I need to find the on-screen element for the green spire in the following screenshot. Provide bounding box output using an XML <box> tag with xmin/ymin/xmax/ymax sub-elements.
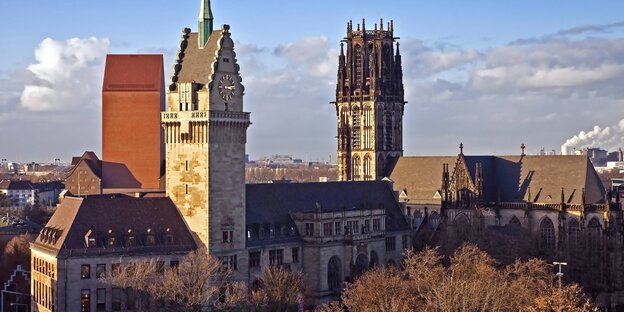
<box><xmin>198</xmin><ymin>0</ymin><xmax>213</xmax><ymax>48</ymax></box>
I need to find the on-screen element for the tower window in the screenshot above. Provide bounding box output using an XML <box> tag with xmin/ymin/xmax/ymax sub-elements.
<box><xmin>185</xmin><ymin>160</ymin><xmax>189</xmax><ymax>171</ymax></box>
<box><xmin>355</xmin><ymin>45</ymin><xmax>363</xmax><ymax>84</ymax></box>
<box><xmin>185</xmin><ymin>184</ymin><xmax>189</xmax><ymax>195</ymax></box>
<box><xmin>223</xmin><ymin>57</ymin><xmax>230</xmax><ymax>63</ymax></box>
<box><xmin>352</xmin><ymin>109</ymin><xmax>361</xmax><ymax>149</ymax></box>
<box><xmin>385</xmin><ymin>111</ymin><xmax>393</xmax><ymax>150</ymax></box>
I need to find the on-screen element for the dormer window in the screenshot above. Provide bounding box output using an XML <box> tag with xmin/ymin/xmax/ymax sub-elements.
<box><xmin>84</xmin><ymin>229</ymin><xmax>96</xmax><ymax>248</ymax></box>
<box><xmin>106</xmin><ymin>229</ymin><xmax>116</xmax><ymax>247</ymax></box>
<box><xmin>163</xmin><ymin>228</ymin><xmax>174</xmax><ymax>245</ymax></box>
<box><xmin>126</xmin><ymin>229</ymin><xmax>136</xmax><ymax>247</ymax></box>
<box><xmin>145</xmin><ymin>228</ymin><xmax>156</xmax><ymax>246</ymax></box>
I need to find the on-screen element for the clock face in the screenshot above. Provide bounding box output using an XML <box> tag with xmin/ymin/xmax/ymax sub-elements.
<box><xmin>218</xmin><ymin>74</ymin><xmax>236</xmax><ymax>101</ymax></box>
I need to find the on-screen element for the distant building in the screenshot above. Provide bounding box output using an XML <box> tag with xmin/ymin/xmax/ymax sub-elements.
<box><xmin>33</xmin><ymin>181</ymin><xmax>64</xmax><ymax>206</ymax></box>
<box><xmin>577</xmin><ymin>147</ymin><xmax>608</xmax><ymax>167</ymax></box>
<box><xmin>608</xmin><ymin>148</ymin><xmax>624</xmax><ymax>162</ymax></box>
<box><xmin>0</xmin><ymin>180</ymin><xmax>36</xmax><ymax>207</ymax></box>
<box><xmin>102</xmin><ymin>54</ymin><xmax>165</xmax><ymax>191</ymax></box>
<box><xmin>64</xmin><ymin>152</ymin><xmax>102</xmax><ymax>196</ymax></box>
<box><xmin>29</xmin><ymin>196</ymin><xmax>196</xmax><ymax>312</ymax></box>
<box><xmin>1</xmin><ymin>265</ymin><xmax>30</xmax><ymax>312</ymax></box>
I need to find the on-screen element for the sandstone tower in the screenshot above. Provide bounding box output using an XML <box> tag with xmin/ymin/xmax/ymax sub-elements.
<box><xmin>161</xmin><ymin>0</ymin><xmax>250</xmax><ymax>268</ymax></box>
<box><xmin>335</xmin><ymin>19</ymin><xmax>405</xmax><ymax>181</ymax></box>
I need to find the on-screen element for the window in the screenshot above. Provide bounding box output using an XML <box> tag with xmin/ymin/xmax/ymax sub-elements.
<box><xmin>335</xmin><ymin>221</ymin><xmax>341</xmax><ymax>235</ymax></box>
<box><xmin>81</xmin><ymin>264</ymin><xmax>91</xmax><ymax>279</ymax></box>
<box><xmin>249</xmin><ymin>251</ymin><xmax>261</xmax><ymax>268</ymax></box>
<box><xmin>373</xmin><ymin>218</ymin><xmax>381</xmax><ymax>231</ymax></box>
<box><xmin>81</xmin><ymin>289</ymin><xmax>91</xmax><ymax>312</ymax></box>
<box><xmin>304</xmin><ymin>223</ymin><xmax>314</xmax><ymax>236</ymax></box>
<box><xmin>347</xmin><ymin>220</ymin><xmax>360</xmax><ymax>234</ymax></box>
<box><xmin>269</xmin><ymin>249</ymin><xmax>284</xmax><ymax>266</ymax></box>
<box><xmin>96</xmin><ymin>288</ymin><xmax>106</xmax><ymax>312</ymax></box>
<box><xmin>223</xmin><ymin>57</ymin><xmax>230</xmax><ymax>62</ymax></box>
<box><xmin>364</xmin><ymin>219</ymin><xmax>371</xmax><ymax>233</ymax></box>
<box><xmin>223</xmin><ymin>230</ymin><xmax>233</xmax><ymax>243</ymax></box>
<box><xmin>220</xmin><ymin>255</ymin><xmax>238</xmax><ymax>270</ymax></box>
<box><xmin>323</xmin><ymin>222</ymin><xmax>333</xmax><ymax>236</ymax></box>
<box><xmin>292</xmin><ymin>247</ymin><xmax>299</xmax><ymax>263</ymax></box>
<box><xmin>185</xmin><ymin>184</ymin><xmax>189</xmax><ymax>195</ymax></box>
<box><xmin>156</xmin><ymin>261</ymin><xmax>165</xmax><ymax>274</ymax></box>
<box><xmin>352</xmin><ymin>110</ymin><xmax>361</xmax><ymax>150</ymax></box>
<box><xmin>568</xmin><ymin>218</ymin><xmax>580</xmax><ymax>249</ymax></box>
<box><xmin>127</xmin><ymin>288</ymin><xmax>136</xmax><ymax>310</ymax></box>
<box><xmin>112</xmin><ymin>288</ymin><xmax>122</xmax><ymax>311</ymax></box>
<box><xmin>126</xmin><ymin>235</ymin><xmax>136</xmax><ymax>247</ymax></box>
<box><xmin>96</xmin><ymin>264</ymin><xmax>105</xmax><ymax>278</ymax></box>
<box><xmin>185</xmin><ymin>160</ymin><xmax>189</xmax><ymax>171</ymax></box>
<box><xmin>328</xmin><ymin>256</ymin><xmax>342</xmax><ymax>291</ymax></box>
<box><xmin>402</xmin><ymin>234</ymin><xmax>408</xmax><ymax>249</ymax></box>
<box><xmin>386</xmin><ymin>236</ymin><xmax>396</xmax><ymax>252</ymax></box>
<box><xmin>539</xmin><ymin>218</ymin><xmax>555</xmax><ymax>250</ymax></box>
<box><xmin>170</xmin><ymin>260</ymin><xmax>179</xmax><ymax>269</ymax></box>
<box><xmin>111</xmin><ymin>263</ymin><xmax>120</xmax><ymax>277</ymax></box>
<box><xmin>145</xmin><ymin>233</ymin><xmax>156</xmax><ymax>246</ymax></box>
<box><xmin>354</xmin><ymin>45</ymin><xmax>363</xmax><ymax>83</ymax></box>
<box><xmin>164</xmin><ymin>234</ymin><xmax>174</xmax><ymax>245</ymax></box>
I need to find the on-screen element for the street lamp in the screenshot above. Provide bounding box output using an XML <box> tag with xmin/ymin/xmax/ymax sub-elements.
<box><xmin>553</xmin><ymin>261</ymin><xmax>567</xmax><ymax>288</ymax></box>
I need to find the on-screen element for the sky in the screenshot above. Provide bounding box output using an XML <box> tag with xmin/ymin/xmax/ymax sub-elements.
<box><xmin>1</xmin><ymin>1</ymin><xmax>624</xmax><ymax>163</ymax></box>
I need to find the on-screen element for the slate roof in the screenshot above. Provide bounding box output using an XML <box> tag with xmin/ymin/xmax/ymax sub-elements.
<box><xmin>388</xmin><ymin>155</ymin><xmax>604</xmax><ymax>205</ymax></box>
<box><xmin>0</xmin><ymin>180</ymin><xmax>34</xmax><ymax>190</ymax></box>
<box><xmin>245</xmin><ymin>181</ymin><xmax>410</xmax><ymax>246</ymax></box>
<box><xmin>103</xmin><ymin>54</ymin><xmax>164</xmax><ymax>92</ymax></box>
<box><xmin>32</xmin><ymin>195</ymin><xmax>196</xmax><ymax>257</ymax></box>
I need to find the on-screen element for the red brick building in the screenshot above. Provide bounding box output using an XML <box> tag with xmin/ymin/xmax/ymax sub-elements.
<box><xmin>102</xmin><ymin>55</ymin><xmax>165</xmax><ymax>190</ymax></box>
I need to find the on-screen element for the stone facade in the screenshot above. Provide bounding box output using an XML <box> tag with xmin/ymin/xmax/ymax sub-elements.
<box><xmin>335</xmin><ymin>19</ymin><xmax>405</xmax><ymax>181</ymax></box>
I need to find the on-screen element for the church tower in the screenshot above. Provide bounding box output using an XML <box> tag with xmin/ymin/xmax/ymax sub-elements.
<box><xmin>162</xmin><ymin>0</ymin><xmax>250</xmax><ymax>268</ymax></box>
<box><xmin>335</xmin><ymin>19</ymin><xmax>405</xmax><ymax>181</ymax></box>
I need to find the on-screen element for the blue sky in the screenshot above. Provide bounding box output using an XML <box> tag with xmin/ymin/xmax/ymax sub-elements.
<box><xmin>1</xmin><ymin>1</ymin><xmax>624</xmax><ymax>162</ymax></box>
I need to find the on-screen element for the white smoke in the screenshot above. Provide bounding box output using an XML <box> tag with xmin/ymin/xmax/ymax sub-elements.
<box><xmin>20</xmin><ymin>37</ymin><xmax>109</xmax><ymax>111</ymax></box>
<box><xmin>561</xmin><ymin>124</ymin><xmax>624</xmax><ymax>155</ymax></box>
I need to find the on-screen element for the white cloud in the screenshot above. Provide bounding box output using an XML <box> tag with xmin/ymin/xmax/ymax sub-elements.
<box><xmin>20</xmin><ymin>37</ymin><xmax>109</xmax><ymax>111</ymax></box>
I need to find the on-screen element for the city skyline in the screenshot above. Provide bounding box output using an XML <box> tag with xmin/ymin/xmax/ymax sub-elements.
<box><xmin>2</xmin><ymin>1</ymin><xmax>624</xmax><ymax>162</ymax></box>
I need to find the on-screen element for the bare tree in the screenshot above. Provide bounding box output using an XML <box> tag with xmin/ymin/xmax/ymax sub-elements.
<box><xmin>331</xmin><ymin>244</ymin><xmax>598</xmax><ymax>312</ymax></box>
<box><xmin>102</xmin><ymin>248</ymin><xmax>246</xmax><ymax>312</ymax></box>
<box><xmin>251</xmin><ymin>266</ymin><xmax>305</xmax><ymax>312</ymax></box>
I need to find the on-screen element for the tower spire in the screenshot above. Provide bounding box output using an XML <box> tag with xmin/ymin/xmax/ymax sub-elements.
<box><xmin>198</xmin><ymin>0</ymin><xmax>214</xmax><ymax>48</ymax></box>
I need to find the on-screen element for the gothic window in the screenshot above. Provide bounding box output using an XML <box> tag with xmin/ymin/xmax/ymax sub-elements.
<box><xmin>352</xmin><ymin>156</ymin><xmax>361</xmax><ymax>180</ymax></box>
<box><xmin>352</xmin><ymin>108</ymin><xmax>361</xmax><ymax>149</ymax></box>
<box><xmin>353</xmin><ymin>254</ymin><xmax>369</xmax><ymax>278</ymax></box>
<box><xmin>587</xmin><ymin>218</ymin><xmax>602</xmax><ymax>252</ymax></box>
<box><xmin>384</xmin><ymin>110</ymin><xmax>393</xmax><ymax>150</ymax></box>
<box><xmin>539</xmin><ymin>217</ymin><xmax>556</xmax><ymax>250</ymax></box>
<box><xmin>363</xmin><ymin>107</ymin><xmax>372</xmax><ymax>149</ymax></box>
<box><xmin>328</xmin><ymin>256</ymin><xmax>342</xmax><ymax>291</ymax></box>
<box><xmin>454</xmin><ymin>214</ymin><xmax>470</xmax><ymax>238</ymax></box>
<box><xmin>369</xmin><ymin>251</ymin><xmax>379</xmax><ymax>268</ymax></box>
<box><xmin>354</xmin><ymin>45</ymin><xmax>363</xmax><ymax>84</ymax></box>
<box><xmin>429</xmin><ymin>212</ymin><xmax>441</xmax><ymax>230</ymax></box>
<box><xmin>363</xmin><ymin>155</ymin><xmax>372</xmax><ymax>180</ymax></box>
<box><xmin>508</xmin><ymin>216</ymin><xmax>521</xmax><ymax>228</ymax></box>
<box><xmin>568</xmin><ymin>218</ymin><xmax>580</xmax><ymax>249</ymax></box>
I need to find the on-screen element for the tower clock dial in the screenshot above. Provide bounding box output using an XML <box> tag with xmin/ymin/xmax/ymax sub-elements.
<box><xmin>218</xmin><ymin>74</ymin><xmax>236</xmax><ymax>101</ymax></box>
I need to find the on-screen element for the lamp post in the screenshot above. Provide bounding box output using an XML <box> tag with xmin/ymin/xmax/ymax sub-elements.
<box><xmin>553</xmin><ymin>261</ymin><xmax>567</xmax><ymax>288</ymax></box>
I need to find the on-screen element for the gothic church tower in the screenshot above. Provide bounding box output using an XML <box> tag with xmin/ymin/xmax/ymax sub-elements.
<box><xmin>162</xmin><ymin>0</ymin><xmax>250</xmax><ymax>268</ymax></box>
<box><xmin>335</xmin><ymin>19</ymin><xmax>405</xmax><ymax>181</ymax></box>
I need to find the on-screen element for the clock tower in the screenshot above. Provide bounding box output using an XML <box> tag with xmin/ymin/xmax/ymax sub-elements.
<box><xmin>162</xmin><ymin>0</ymin><xmax>250</xmax><ymax>269</ymax></box>
<box><xmin>335</xmin><ymin>19</ymin><xmax>405</xmax><ymax>181</ymax></box>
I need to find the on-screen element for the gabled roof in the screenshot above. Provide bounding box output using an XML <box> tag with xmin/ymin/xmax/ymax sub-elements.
<box><xmin>171</xmin><ymin>30</ymin><xmax>223</xmax><ymax>86</ymax></box>
<box><xmin>388</xmin><ymin>155</ymin><xmax>605</xmax><ymax>205</ymax></box>
<box><xmin>67</xmin><ymin>151</ymin><xmax>102</xmax><ymax>179</ymax></box>
<box><xmin>245</xmin><ymin>181</ymin><xmax>410</xmax><ymax>243</ymax></box>
<box><xmin>33</xmin><ymin>196</ymin><xmax>196</xmax><ymax>257</ymax></box>
<box><xmin>103</xmin><ymin>55</ymin><xmax>164</xmax><ymax>92</ymax></box>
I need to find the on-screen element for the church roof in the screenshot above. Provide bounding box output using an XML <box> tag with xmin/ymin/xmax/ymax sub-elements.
<box><xmin>33</xmin><ymin>196</ymin><xmax>196</xmax><ymax>257</ymax></box>
<box><xmin>388</xmin><ymin>155</ymin><xmax>604</xmax><ymax>205</ymax></box>
<box><xmin>103</xmin><ymin>54</ymin><xmax>163</xmax><ymax>92</ymax></box>
<box><xmin>171</xmin><ymin>30</ymin><xmax>224</xmax><ymax>86</ymax></box>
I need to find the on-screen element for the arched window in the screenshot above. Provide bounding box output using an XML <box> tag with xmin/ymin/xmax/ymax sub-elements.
<box><xmin>353</xmin><ymin>254</ymin><xmax>369</xmax><ymax>278</ymax></box>
<box><xmin>454</xmin><ymin>214</ymin><xmax>470</xmax><ymax>238</ymax></box>
<box><xmin>352</xmin><ymin>108</ymin><xmax>361</xmax><ymax>150</ymax></box>
<box><xmin>539</xmin><ymin>217</ymin><xmax>556</xmax><ymax>250</ymax></box>
<box><xmin>354</xmin><ymin>45</ymin><xmax>362</xmax><ymax>84</ymax></box>
<box><xmin>429</xmin><ymin>212</ymin><xmax>441</xmax><ymax>230</ymax></box>
<box><xmin>327</xmin><ymin>256</ymin><xmax>342</xmax><ymax>291</ymax></box>
<box><xmin>508</xmin><ymin>216</ymin><xmax>521</xmax><ymax>228</ymax></box>
<box><xmin>363</xmin><ymin>107</ymin><xmax>372</xmax><ymax>149</ymax></box>
<box><xmin>587</xmin><ymin>218</ymin><xmax>601</xmax><ymax>252</ymax></box>
<box><xmin>568</xmin><ymin>218</ymin><xmax>580</xmax><ymax>249</ymax></box>
<box><xmin>384</xmin><ymin>110</ymin><xmax>393</xmax><ymax>150</ymax></box>
<box><xmin>352</xmin><ymin>156</ymin><xmax>361</xmax><ymax>180</ymax></box>
<box><xmin>363</xmin><ymin>155</ymin><xmax>372</xmax><ymax>180</ymax></box>
<box><xmin>369</xmin><ymin>251</ymin><xmax>379</xmax><ymax>269</ymax></box>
